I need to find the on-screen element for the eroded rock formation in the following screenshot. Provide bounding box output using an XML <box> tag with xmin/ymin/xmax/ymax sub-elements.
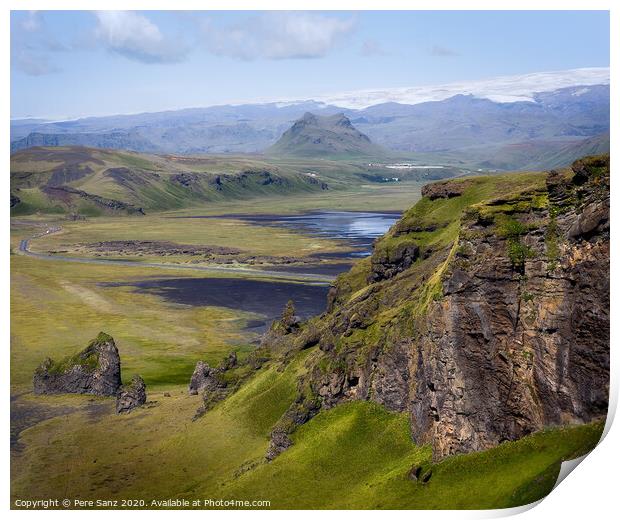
<box><xmin>33</xmin><ymin>332</ymin><xmax>149</xmax><ymax>416</ymax></box>
<box><xmin>33</xmin><ymin>332</ymin><xmax>122</xmax><ymax>396</ymax></box>
<box><xmin>188</xmin><ymin>361</ymin><xmax>224</xmax><ymax>396</ymax></box>
<box><xmin>188</xmin><ymin>352</ymin><xmax>246</xmax><ymax>419</ymax></box>
<box><xmin>421</xmin><ymin>179</ymin><xmax>473</xmax><ymax>200</ymax></box>
<box><xmin>116</xmin><ymin>375</ymin><xmax>147</xmax><ymax>414</ymax></box>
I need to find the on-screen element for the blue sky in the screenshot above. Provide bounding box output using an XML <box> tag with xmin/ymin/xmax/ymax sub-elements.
<box><xmin>10</xmin><ymin>10</ymin><xmax>610</xmax><ymax>119</ymax></box>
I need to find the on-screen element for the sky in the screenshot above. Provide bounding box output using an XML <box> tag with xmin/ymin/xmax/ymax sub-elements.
<box><xmin>10</xmin><ymin>10</ymin><xmax>610</xmax><ymax>119</ymax></box>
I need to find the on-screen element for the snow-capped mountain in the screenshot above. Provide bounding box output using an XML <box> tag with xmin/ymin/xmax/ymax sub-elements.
<box><xmin>300</xmin><ymin>67</ymin><xmax>610</xmax><ymax>108</ymax></box>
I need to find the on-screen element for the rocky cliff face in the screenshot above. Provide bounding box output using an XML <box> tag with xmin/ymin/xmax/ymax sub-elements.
<box><xmin>264</xmin><ymin>155</ymin><xmax>609</xmax><ymax>460</ymax></box>
<box><xmin>408</xmin><ymin>158</ymin><xmax>609</xmax><ymax>457</ymax></box>
<box><xmin>33</xmin><ymin>332</ymin><xmax>122</xmax><ymax>396</ymax></box>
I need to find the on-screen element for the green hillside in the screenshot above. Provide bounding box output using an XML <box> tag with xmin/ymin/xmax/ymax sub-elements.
<box><xmin>10</xmin><ymin>145</ymin><xmax>465</xmax><ymax>216</ymax></box>
<box><xmin>9</xmin><ymin>147</ymin><xmax>336</xmax><ymax>216</ymax></box>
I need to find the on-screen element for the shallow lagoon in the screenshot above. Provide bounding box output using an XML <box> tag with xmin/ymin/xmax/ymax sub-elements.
<box><xmin>125</xmin><ymin>211</ymin><xmax>400</xmax><ymax>330</ymax></box>
<box><xmin>178</xmin><ymin>210</ymin><xmax>400</xmax><ymax>257</ymax></box>
<box><xmin>108</xmin><ymin>276</ymin><xmax>330</xmax><ymax>333</ymax></box>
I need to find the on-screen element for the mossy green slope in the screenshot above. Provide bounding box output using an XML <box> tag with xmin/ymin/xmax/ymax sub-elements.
<box><xmin>10</xmin><ymin>146</ymin><xmax>327</xmax><ymax>215</ymax></box>
<box><xmin>12</xmin><ymin>352</ymin><xmax>603</xmax><ymax>509</ymax></box>
<box><xmin>223</xmin><ymin>401</ymin><xmax>602</xmax><ymax>509</ymax></box>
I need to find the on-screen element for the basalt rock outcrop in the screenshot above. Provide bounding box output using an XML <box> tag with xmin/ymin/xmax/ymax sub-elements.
<box><xmin>33</xmin><ymin>332</ymin><xmax>122</xmax><ymax>396</ymax></box>
<box><xmin>369</xmin><ymin>241</ymin><xmax>419</xmax><ymax>282</ymax></box>
<box><xmin>263</xmin><ymin>155</ymin><xmax>610</xmax><ymax>460</ymax></box>
<box><xmin>421</xmin><ymin>179</ymin><xmax>473</xmax><ymax>200</ymax></box>
<box><xmin>189</xmin><ymin>351</ymin><xmax>249</xmax><ymax>419</ymax></box>
<box><xmin>34</xmin><ymin>332</ymin><xmax>149</xmax><ymax>414</ymax></box>
<box><xmin>265</xmin><ymin>429</ymin><xmax>294</xmax><ymax>461</ymax></box>
<box><xmin>219</xmin><ymin>351</ymin><xmax>238</xmax><ymax>371</ymax></box>
<box><xmin>188</xmin><ymin>361</ymin><xmax>226</xmax><ymax>396</ymax></box>
<box><xmin>116</xmin><ymin>375</ymin><xmax>147</xmax><ymax>413</ymax></box>
<box><xmin>259</xmin><ymin>300</ymin><xmax>302</xmax><ymax>353</ymax></box>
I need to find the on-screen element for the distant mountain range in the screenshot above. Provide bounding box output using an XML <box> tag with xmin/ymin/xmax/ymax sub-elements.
<box><xmin>309</xmin><ymin>67</ymin><xmax>610</xmax><ymax>107</ymax></box>
<box><xmin>10</xmin><ymin>68</ymin><xmax>610</xmax><ymax>170</ymax></box>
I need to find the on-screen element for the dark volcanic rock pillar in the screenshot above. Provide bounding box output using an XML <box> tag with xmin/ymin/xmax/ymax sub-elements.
<box><xmin>116</xmin><ymin>375</ymin><xmax>147</xmax><ymax>414</ymax></box>
<box><xmin>33</xmin><ymin>332</ymin><xmax>122</xmax><ymax>396</ymax></box>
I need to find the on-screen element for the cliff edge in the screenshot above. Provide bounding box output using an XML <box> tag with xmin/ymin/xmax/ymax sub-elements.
<box><xmin>263</xmin><ymin>155</ymin><xmax>610</xmax><ymax>460</ymax></box>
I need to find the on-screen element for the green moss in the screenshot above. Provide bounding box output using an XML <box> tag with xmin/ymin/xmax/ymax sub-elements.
<box><xmin>93</xmin><ymin>331</ymin><xmax>113</xmax><ymax>344</ymax></box>
<box><xmin>399</xmin><ymin>239</ymin><xmax>457</xmax><ymax>321</ymax></box>
<box><xmin>330</xmin><ymin>257</ymin><xmax>372</xmax><ymax>306</ymax></box>
<box><xmin>521</xmin><ymin>291</ymin><xmax>535</xmax><ymax>303</ymax></box>
<box><xmin>219</xmin><ymin>363</ymin><xmax>254</xmax><ymax>386</ymax></box>
<box><xmin>44</xmin><ymin>332</ymin><xmax>116</xmax><ymax>375</ymax></box>
<box><xmin>42</xmin><ymin>332</ymin><xmax>113</xmax><ymax>375</ymax></box>
<box><xmin>571</xmin><ymin>154</ymin><xmax>610</xmax><ymax>181</ymax></box>
<box><xmin>46</xmin><ymin>346</ymin><xmax>100</xmax><ymax>375</ymax></box>
<box><xmin>506</xmin><ymin>240</ymin><xmax>535</xmax><ymax>269</ymax></box>
<box><xmin>494</xmin><ymin>215</ymin><xmax>535</xmax><ymax>270</ymax></box>
<box><xmin>496</xmin><ymin>216</ymin><xmax>529</xmax><ymax>238</ymax></box>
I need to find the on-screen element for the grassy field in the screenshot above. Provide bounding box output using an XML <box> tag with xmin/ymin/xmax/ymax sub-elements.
<box><xmin>25</xmin><ymin>215</ymin><xmax>349</xmax><ymax>261</ymax></box>
<box><xmin>10</xmin><ymin>254</ymin><xmax>258</xmax><ymax>393</ymax></box>
<box><xmin>165</xmin><ymin>179</ymin><xmax>425</xmax><ymax>215</ymax></box>
<box><xmin>14</xmin><ymin>181</ymin><xmax>424</xmax><ymax>267</ymax></box>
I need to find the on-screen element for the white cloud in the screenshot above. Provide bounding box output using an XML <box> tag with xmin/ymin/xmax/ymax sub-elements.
<box><xmin>12</xmin><ymin>11</ymin><xmax>65</xmax><ymax>76</ymax></box>
<box><xmin>21</xmin><ymin>11</ymin><xmax>42</xmax><ymax>32</ymax></box>
<box><xmin>12</xmin><ymin>49</ymin><xmax>59</xmax><ymax>76</ymax></box>
<box><xmin>203</xmin><ymin>12</ymin><xmax>355</xmax><ymax>60</ymax></box>
<box><xmin>95</xmin><ymin>11</ymin><xmax>186</xmax><ymax>64</ymax></box>
<box><xmin>307</xmin><ymin>67</ymin><xmax>610</xmax><ymax>109</ymax></box>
